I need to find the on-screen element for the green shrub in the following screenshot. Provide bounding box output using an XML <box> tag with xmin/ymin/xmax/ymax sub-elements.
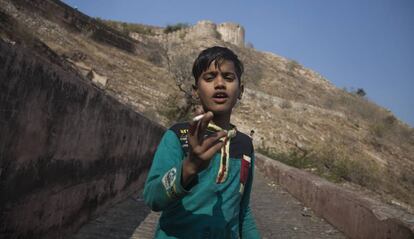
<box><xmin>160</xmin><ymin>94</ymin><xmax>194</xmax><ymax>125</ymax></box>
<box><xmin>370</xmin><ymin>122</ymin><xmax>387</xmax><ymax>138</ymax></box>
<box><xmin>355</xmin><ymin>88</ymin><xmax>366</xmax><ymax>97</ymax></box>
<box><xmin>257</xmin><ymin>144</ymin><xmax>381</xmax><ymax>185</ymax></box>
<box><xmin>286</xmin><ymin>59</ymin><xmax>300</xmax><ymax>76</ymax></box>
<box><xmin>369</xmin><ymin>114</ymin><xmax>398</xmax><ymax>138</ymax></box>
<box><xmin>160</xmin><ymin>94</ymin><xmax>181</xmax><ymax>124</ymax></box>
<box><xmin>164</xmin><ymin>23</ymin><xmax>189</xmax><ymax>34</ymax></box>
<box><xmin>179</xmin><ymin>31</ymin><xmax>187</xmax><ymax>39</ymax></box>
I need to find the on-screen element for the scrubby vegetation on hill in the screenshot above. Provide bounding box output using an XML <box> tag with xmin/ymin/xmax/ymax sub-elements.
<box><xmin>1</xmin><ymin>0</ymin><xmax>413</xmax><ymax>213</ymax></box>
<box><xmin>95</xmin><ymin>18</ymin><xmax>155</xmax><ymax>35</ymax></box>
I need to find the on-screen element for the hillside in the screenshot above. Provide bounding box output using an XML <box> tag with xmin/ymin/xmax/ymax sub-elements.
<box><xmin>1</xmin><ymin>0</ymin><xmax>413</xmax><ymax>213</ymax></box>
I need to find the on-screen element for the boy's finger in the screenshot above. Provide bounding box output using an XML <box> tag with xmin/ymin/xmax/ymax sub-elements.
<box><xmin>188</xmin><ymin>121</ymin><xmax>201</xmax><ymax>148</ymax></box>
<box><xmin>188</xmin><ymin>111</ymin><xmax>213</xmax><ymax>148</ymax></box>
<box><xmin>189</xmin><ymin>115</ymin><xmax>200</xmax><ymax>136</ymax></box>
<box><xmin>189</xmin><ymin>108</ymin><xmax>206</xmax><ymax>136</ymax></box>
<box><xmin>199</xmin><ymin>111</ymin><xmax>213</xmax><ymax>138</ymax></box>
<box><xmin>200</xmin><ymin>140</ymin><xmax>224</xmax><ymax>161</ymax></box>
<box><xmin>189</xmin><ymin>109</ymin><xmax>206</xmax><ymax>140</ymax></box>
<box><xmin>198</xmin><ymin>131</ymin><xmax>227</xmax><ymax>152</ymax></box>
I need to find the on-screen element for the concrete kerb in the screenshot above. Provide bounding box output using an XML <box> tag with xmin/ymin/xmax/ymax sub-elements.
<box><xmin>255</xmin><ymin>153</ymin><xmax>414</xmax><ymax>239</ymax></box>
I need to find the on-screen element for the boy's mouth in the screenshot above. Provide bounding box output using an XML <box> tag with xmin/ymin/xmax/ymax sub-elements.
<box><xmin>212</xmin><ymin>92</ymin><xmax>228</xmax><ymax>103</ymax></box>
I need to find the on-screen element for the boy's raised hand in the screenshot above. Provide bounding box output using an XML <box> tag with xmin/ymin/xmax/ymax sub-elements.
<box><xmin>182</xmin><ymin>111</ymin><xmax>227</xmax><ymax>188</ymax></box>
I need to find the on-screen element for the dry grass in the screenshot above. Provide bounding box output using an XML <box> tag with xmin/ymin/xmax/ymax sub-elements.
<box><xmin>258</xmin><ymin>143</ymin><xmax>381</xmax><ymax>185</ymax></box>
<box><xmin>95</xmin><ymin>18</ymin><xmax>155</xmax><ymax>35</ymax></box>
<box><xmin>279</xmin><ymin>100</ymin><xmax>293</xmax><ymax>109</ymax></box>
<box><xmin>325</xmin><ymin>90</ymin><xmax>413</xmax><ymax>155</ymax></box>
<box><xmin>258</xmin><ymin>141</ymin><xmax>414</xmax><ymax>210</ymax></box>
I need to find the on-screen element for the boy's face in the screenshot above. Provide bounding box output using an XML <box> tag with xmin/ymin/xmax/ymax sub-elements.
<box><xmin>194</xmin><ymin>60</ymin><xmax>243</xmax><ymax>115</ymax></box>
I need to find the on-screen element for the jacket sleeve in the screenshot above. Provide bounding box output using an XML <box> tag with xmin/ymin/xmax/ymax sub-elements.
<box><xmin>240</xmin><ymin>152</ymin><xmax>261</xmax><ymax>239</ymax></box>
<box><xmin>143</xmin><ymin>129</ymin><xmax>191</xmax><ymax>212</ymax></box>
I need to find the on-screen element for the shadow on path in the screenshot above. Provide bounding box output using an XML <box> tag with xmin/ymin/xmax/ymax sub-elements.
<box><xmin>70</xmin><ymin>195</ymin><xmax>151</xmax><ymax>239</ymax></box>
<box><xmin>72</xmin><ymin>169</ymin><xmax>346</xmax><ymax>239</ymax></box>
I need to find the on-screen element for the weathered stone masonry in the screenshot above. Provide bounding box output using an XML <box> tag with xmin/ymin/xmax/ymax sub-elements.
<box><xmin>131</xmin><ymin>20</ymin><xmax>245</xmax><ymax>47</ymax></box>
<box><xmin>0</xmin><ymin>41</ymin><xmax>164</xmax><ymax>239</ymax></box>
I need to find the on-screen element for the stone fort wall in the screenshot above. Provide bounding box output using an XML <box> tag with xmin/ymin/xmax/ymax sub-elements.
<box><xmin>130</xmin><ymin>20</ymin><xmax>245</xmax><ymax>47</ymax></box>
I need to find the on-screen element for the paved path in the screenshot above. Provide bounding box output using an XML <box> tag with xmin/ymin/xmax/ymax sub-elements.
<box><xmin>71</xmin><ymin>169</ymin><xmax>346</xmax><ymax>239</ymax></box>
<box><xmin>250</xmin><ymin>169</ymin><xmax>344</xmax><ymax>239</ymax></box>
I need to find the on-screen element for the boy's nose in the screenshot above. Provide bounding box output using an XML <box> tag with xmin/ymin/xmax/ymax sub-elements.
<box><xmin>214</xmin><ymin>75</ymin><xmax>226</xmax><ymax>88</ymax></box>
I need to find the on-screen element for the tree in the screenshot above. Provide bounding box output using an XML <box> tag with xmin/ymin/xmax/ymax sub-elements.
<box><xmin>162</xmin><ymin>41</ymin><xmax>198</xmax><ymax>122</ymax></box>
<box><xmin>356</xmin><ymin>88</ymin><xmax>366</xmax><ymax>97</ymax></box>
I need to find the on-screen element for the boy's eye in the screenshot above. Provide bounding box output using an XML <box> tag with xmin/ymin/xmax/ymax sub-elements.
<box><xmin>203</xmin><ymin>74</ymin><xmax>215</xmax><ymax>81</ymax></box>
<box><xmin>223</xmin><ymin>73</ymin><xmax>236</xmax><ymax>81</ymax></box>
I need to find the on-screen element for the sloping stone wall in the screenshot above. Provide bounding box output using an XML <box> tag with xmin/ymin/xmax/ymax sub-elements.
<box><xmin>0</xmin><ymin>41</ymin><xmax>165</xmax><ymax>239</ymax></box>
<box><xmin>255</xmin><ymin>153</ymin><xmax>414</xmax><ymax>239</ymax></box>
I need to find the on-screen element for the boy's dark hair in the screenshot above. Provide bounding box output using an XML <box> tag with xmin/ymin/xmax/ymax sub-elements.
<box><xmin>192</xmin><ymin>46</ymin><xmax>244</xmax><ymax>84</ymax></box>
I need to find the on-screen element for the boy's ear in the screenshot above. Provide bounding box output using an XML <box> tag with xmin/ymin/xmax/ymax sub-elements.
<box><xmin>238</xmin><ymin>84</ymin><xmax>244</xmax><ymax>100</ymax></box>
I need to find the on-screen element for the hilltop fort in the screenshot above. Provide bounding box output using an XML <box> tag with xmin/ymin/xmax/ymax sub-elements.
<box><xmin>130</xmin><ymin>20</ymin><xmax>245</xmax><ymax>47</ymax></box>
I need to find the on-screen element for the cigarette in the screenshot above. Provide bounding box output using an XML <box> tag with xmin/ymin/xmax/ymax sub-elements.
<box><xmin>193</xmin><ymin>114</ymin><xmax>205</xmax><ymax>122</ymax></box>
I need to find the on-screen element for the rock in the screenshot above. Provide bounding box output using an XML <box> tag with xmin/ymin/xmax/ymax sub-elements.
<box><xmin>86</xmin><ymin>69</ymin><xmax>108</xmax><ymax>88</ymax></box>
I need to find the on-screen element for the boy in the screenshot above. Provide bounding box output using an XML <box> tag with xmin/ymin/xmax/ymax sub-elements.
<box><xmin>144</xmin><ymin>46</ymin><xmax>260</xmax><ymax>239</ymax></box>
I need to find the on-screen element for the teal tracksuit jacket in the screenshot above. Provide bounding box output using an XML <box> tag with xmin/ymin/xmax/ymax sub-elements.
<box><xmin>143</xmin><ymin>122</ymin><xmax>260</xmax><ymax>239</ymax></box>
